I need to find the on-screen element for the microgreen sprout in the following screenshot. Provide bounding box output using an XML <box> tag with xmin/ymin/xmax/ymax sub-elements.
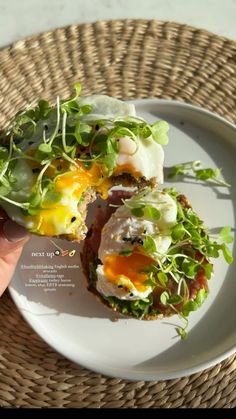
<box><xmin>48</xmin><ymin>95</ymin><xmax>61</xmax><ymax>146</ymax></box>
<box><xmin>96</xmin><ymin>187</ymin><xmax>233</xmax><ymax>340</ymax></box>
<box><xmin>121</xmin><ymin>189</ymin><xmax>165</xmax><ymax>222</ymax></box>
<box><xmin>168</xmin><ymin>160</ymin><xmax>230</xmax><ymax>187</ymax></box>
<box><xmin>0</xmin><ymin>83</ymin><xmax>170</xmax><ymax>218</ymax></box>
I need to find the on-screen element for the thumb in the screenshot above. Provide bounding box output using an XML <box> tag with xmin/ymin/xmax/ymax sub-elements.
<box><xmin>0</xmin><ymin>219</ymin><xmax>29</xmax><ymax>295</ymax></box>
<box><xmin>0</xmin><ymin>219</ymin><xmax>29</xmax><ymax>257</ymax></box>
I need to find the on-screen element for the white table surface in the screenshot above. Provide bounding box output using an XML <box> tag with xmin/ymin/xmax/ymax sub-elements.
<box><xmin>0</xmin><ymin>0</ymin><xmax>236</xmax><ymax>49</ymax></box>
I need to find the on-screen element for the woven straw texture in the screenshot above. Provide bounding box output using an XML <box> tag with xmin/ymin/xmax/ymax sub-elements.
<box><xmin>0</xmin><ymin>19</ymin><xmax>236</xmax><ymax>408</ymax></box>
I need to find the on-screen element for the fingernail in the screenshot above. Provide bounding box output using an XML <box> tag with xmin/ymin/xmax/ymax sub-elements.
<box><xmin>3</xmin><ymin>219</ymin><xmax>28</xmax><ymax>242</ymax></box>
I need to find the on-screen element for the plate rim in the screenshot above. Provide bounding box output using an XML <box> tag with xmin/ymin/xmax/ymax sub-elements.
<box><xmin>128</xmin><ymin>98</ymin><xmax>236</xmax><ymax>130</ymax></box>
<box><xmin>9</xmin><ymin>99</ymin><xmax>236</xmax><ymax>381</ymax></box>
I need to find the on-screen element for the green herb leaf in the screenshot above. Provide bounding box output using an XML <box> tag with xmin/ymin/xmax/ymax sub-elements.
<box><xmin>195</xmin><ymin>288</ymin><xmax>208</xmax><ymax>307</ymax></box>
<box><xmin>143</xmin><ymin>236</ymin><xmax>157</xmax><ymax>254</ymax></box>
<box><xmin>74</xmin><ymin>82</ymin><xmax>81</xmax><ymax>97</ymax></box>
<box><xmin>81</xmin><ymin>105</ymin><xmax>92</xmax><ymax>114</ymax></box>
<box><xmin>140</xmin><ymin>125</ymin><xmax>152</xmax><ymax>138</ymax></box>
<box><xmin>219</xmin><ymin>226</ymin><xmax>233</xmax><ymax>244</ymax></box>
<box><xmin>144</xmin><ymin>206</ymin><xmax>161</xmax><ymax>221</ymax></box>
<box><xmin>144</xmin><ymin>276</ymin><xmax>157</xmax><ymax>288</ymax></box>
<box><xmin>181</xmin><ymin>259</ymin><xmax>199</xmax><ymax>279</ymax></box>
<box><xmin>38</xmin><ymin>100</ymin><xmax>51</xmax><ymax>119</ymax></box>
<box><xmin>160</xmin><ymin>291</ymin><xmax>169</xmax><ymax>305</ymax></box>
<box><xmin>176</xmin><ymin>327</ymin><xmax>188</xmax><ymax>340</ymax></box>
<box><xmin>168</xmin><ymin>294</ymin><xmax>182</xmax><ymax>305</ymax></box>
<box><xmin>171</xmin><ymin>223</ymin><xmax>186</xmax><ymax>241</ymax></box>
<box><xmin>168</xmin><ymin>161</ymin><xmax>230</xmax><ymax>187</ymax></box>
<box><xmin>0</xmin><ymin>147</ymin><xmax>8</xmax><ymax>160</ymax></box>
<box><xmin>181</xmin><ymin>300</ymin><xmax>198</xmax><ymax>317</ymax></box>
<box><xmin>151</xmin><ymin>120</ymin><xmax>169</xmax><ymax>145</ymax></box>
<box><xmin>168</xmin><ymin>164</ymin><xmax>186</xmax><ymax>179</ymax></box>
<box><xmin>27</xmin><ymin>207</ymin><xmax>41</xmax><ymax>215</ymax></box>
<box><xmin>141</xmin><ymin>264</ymin><xmax>159</xmax><ymax>274</ymax></box>
<box><xmin>89</xmin><ymin>260</ymin><xmax>99</xmax><ymax>285</ymax></box>
<box><xmin>119</xmin><ymin>249</ymin><xmax>133</xmax><ymax>256</ymax></box>
<box><xmin>177</xmin><ymin>202</ymin><xmax>185</xmax><ymax>222</ymax></box>
<box><xmin>221</xmin><ymin>243</ymin><xmax>233</xmax><ymax>264</ymax></box>
<box><xmin>38</xmin><ymin>143</ymin><xmax>52</xmax><ymax>153</ymax></box>
<box><xmin>195</xmin><ymin>168</ymin><xmax>220</xmax><ymax>181</ymax></box>
<box><xmin>61</xmin><ymin>83</ymin><xmax>82</xmax><ymax>114</ymax></box>
<box><xmin>131</xmin><ymin>207</ymin><xmax>144</xmax><ymax>217</ymax></box>
<box><xmin>204</xmin><ymin>263</ymin><xmax>213</xmax><ymax>279</ymax></box>
<box><xmin>100</xmin><ymin>153</ymin><xmax>117</xmax><ymax>175</ymax></box>
<box><xmin>28</xmin><ymin>192</ymin><xmax>42</xmax><ymax>207</ymax></box>
<box><xmin>157</xmin><ymin>272</ymin><xmax>168</xmax><ymax>286</ymax></box>
<box><xmin>0</xmin><ymin>185</ymin><xmax>10</xmax><ymax>196</ymax></box>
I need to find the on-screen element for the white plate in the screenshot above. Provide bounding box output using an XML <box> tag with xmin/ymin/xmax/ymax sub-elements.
<box><xmin>9</xmin><ymin>100</ymin><xmax>236</xmax><ymax>381</ymax></box>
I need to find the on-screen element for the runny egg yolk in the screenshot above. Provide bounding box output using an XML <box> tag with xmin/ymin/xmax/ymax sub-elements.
<box><xmin>54</xmin><ymin>161</ymin><xmax>112</xmax><ymax>200</ymax></box>
<box><xmin>55</xmin><ymin>163</ymin><xmax>100</xmax><ymax>198</ymax></box>
<box><xmin>28</xmin><ymin>206</ymin><xmax>75</xmax><ymax>236</ymax></box>
<box><xmin>103</xmin><ymin>252</ymin><xmax>154</xmax><ymax>292</ymax></box>
<box><xmin>25</xmin><ymin>158</ymin><xmax>112</xmax><ymax>236</ymax></box>
<box><xmin>27</xmin><ymin>150</ymin><xmax>112</xmax><ymax>200</ymax></box>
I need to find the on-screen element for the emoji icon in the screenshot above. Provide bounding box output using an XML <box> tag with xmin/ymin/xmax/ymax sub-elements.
<box><xmin>69</xmin><ymin>250</ymin><xmax>76</xmax><ymax>257</ymax></box>
<box><xmin>61</xmin><ymin>250</ymin><xmax>69</xmax><ymax>257</ymax></box>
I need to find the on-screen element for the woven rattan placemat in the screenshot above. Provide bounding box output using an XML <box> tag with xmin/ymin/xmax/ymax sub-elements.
<box><xmin>0</xmin><ymin>19</ymin><xmax>236</xmax><ymax>408</ymax></box>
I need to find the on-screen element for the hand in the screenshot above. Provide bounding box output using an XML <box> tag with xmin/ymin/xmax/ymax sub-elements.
<box><xmin>0</xmin><ymin>209</ymin><xmax>29</xmax><ymax>296</ymax></box>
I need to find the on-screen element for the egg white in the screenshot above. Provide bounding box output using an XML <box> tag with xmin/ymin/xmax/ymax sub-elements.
<box><xmin>78</xmin><ymin>94</ymin><xmax>136</xmax><ymax>121</ymax></box>
<box><xmin>116</xmin><ymin>135</ymin><xmax>164</xmax><ymax>183</ymax></box>
<box><xmin>99</xmin><ymin>190</ymin><xmax>177</xmax><ymax>263</ymax></box>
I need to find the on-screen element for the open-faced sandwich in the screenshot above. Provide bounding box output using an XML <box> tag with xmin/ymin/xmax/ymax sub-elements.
<box><xmin>0</xmin><ymin>83</ymin><xmax>168</xmax><ymax>240</ymax></box>
<box><xmin>81</xmin><ymin>187</ymin><xmax>232</xmax><ymax>336</ymax></box>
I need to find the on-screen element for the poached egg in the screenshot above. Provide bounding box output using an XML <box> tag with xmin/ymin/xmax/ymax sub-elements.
<box><xmin>80</xmin><ymin>95</ymin><xmax>165</xmax><ymax>183</ymax></box>
<box><xmin>1</xmin><ymin>158</ymin><xmax>110</xmax><ymax>238</ymax></box>
<box><xmin>96</xmin><ymin>189</ymin><xmax>177</xmax><ymax>300</ymax></box>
